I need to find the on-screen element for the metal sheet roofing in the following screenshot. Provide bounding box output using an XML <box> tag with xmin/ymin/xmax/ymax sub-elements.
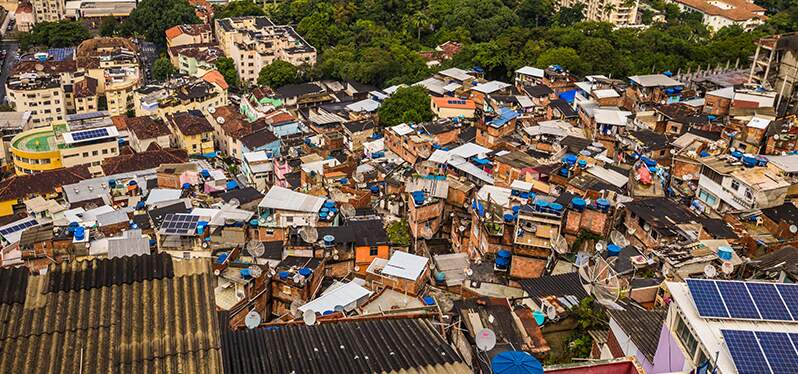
<box><xmin>298</xmin><ymin>281</ymin><xmax>372</xmax><ymax>314</ymax></box>
<box><xmin>381</xmin><ymin>251</ymin><xmax>428</xmax><ymax>280</ymax></box>
<box><xmin>257</xmin><ymin>186</ymin><xmax>325</xmax><ymax>213</ymax></box>
<box><xmin>516</xmin><ymin>66</ymin><xmax>544</xmax><ymax>78</ymax></box>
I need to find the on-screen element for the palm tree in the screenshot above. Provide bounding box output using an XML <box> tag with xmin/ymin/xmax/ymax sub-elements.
<box><xmin>410</xmin><ymin>11</ymin><xmax>430</xmax><ymax>41</ymax></box>
<box><xmin>603</xmin><ymin>3</ymin><xmax>617</xmax><ymax>19</ymax></box>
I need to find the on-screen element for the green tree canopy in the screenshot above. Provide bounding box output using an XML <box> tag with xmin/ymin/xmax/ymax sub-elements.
<box><xmin>120</xmin><ymin>0</ymin><xmax>200</xmax><ymax>46</ymax></box>
<box><xmin>99</xmin><ymin>16</ymin><xmax>118</xmax><ymax>37</ymax></box>
<box><xmin>257</xmin><ymin>60</ymin><xmax>298</xmax><ymax>88</ymax></box>
<box><xmin>214</xmin><ymin>0</ymin><xmax>265</xmax><ymax>20</ymax></box>
<box><xmin>215</xmin><ymin>57</ymin><xmax>239</xmax><ymax>88</ymax></box>
<box><xmin>377</xmin><ymin>86</ymin><xmax>433</xmax><ymax>127</ymax></box>
<box><xmin>152</xmin><ymin>56</ymin><xmax>177</xmax><ymax>80</ymax></box>
<box><xmin>19</xmin><ymin>21</ymin><xmax>91</xmax><ymax>51</ymax></box>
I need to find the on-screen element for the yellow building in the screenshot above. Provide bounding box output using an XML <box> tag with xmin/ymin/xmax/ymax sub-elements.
<box><xmin>76</xmin><ymin>38</ymin><xmax>141</xmax><ymax>116</ymax></box>
<box><xmin>167</xmin><ymin>111</ymin><xmax>215</xmax><ymax>155</ymax></box>
<box><xmin>9</xmin><ymin>127</ymin><xmax>63</xmax><ymax>175</ymax></box>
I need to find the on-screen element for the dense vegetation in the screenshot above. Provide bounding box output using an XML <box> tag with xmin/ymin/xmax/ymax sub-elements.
<box><xmin>258</xmin><ymin>60</ymin><xmax>299</xmax><ymax>88</ymax></box>
<box><xmin>19</xmin><ymin>21</ymin><xmax>92</xmax><ymax>50</ymax></box>
<box><xmin>215</xmin><ymin>57</ymin><xmax>240</xmax><ymax>88</ymax></box>
<box><xmin>119</xmin><ymin>0</ymin><xmax>200</xmax><ymax>46</ymax></box>
<box><xmin>377</xmin><ymin>86</ymin><xmax>434</xmax><ymax>127</ymax></box>
<box><xmin>152</xmin><ymin>56</ymin><xmax>177</xmax><ymax>80</ymax></box>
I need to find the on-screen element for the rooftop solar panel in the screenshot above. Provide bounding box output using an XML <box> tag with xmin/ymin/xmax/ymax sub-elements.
<box><xmin>747</xmin><ymin>282</ymin><xmax>793</xmax><ymax>321</ymax></box>
<box><xmin>70</xmin><ymin>128</ymin><xmax>110</xmax><ymax>142</ymax></box>
<box><xmin>160</xmin><ymin>214</ymin><xmax>200</xmax><ymax>235</ymax></box>
<box><xmin>687</xmin><ymin>279</ymin><xmax>729</xmax><ymax>318</ymax></box>
<box><xmin>756</xmin><ymin>331</ymin><xmax>798</xmax><ymax>373</ymax></box>
<box><xmin>717</xmin><ymin>280</ymin><xmax>760</xmax><ymax>319</ymax></box>
<box><xmin>722</xmin><ymin>330</ymin><xmax>771</xmax><ymax>374</ymax></box>
<box><xmin>0</xmin><ymin>219</ymin><xmax>38</xmax><ymax>236</ymax></box>
<box><xmin>776</xmin><ymin>284</ymin><xmax>798</xmax><ymax>321</ymax></box>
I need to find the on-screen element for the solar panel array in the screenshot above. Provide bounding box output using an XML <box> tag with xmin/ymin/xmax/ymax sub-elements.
<box><xmin>687</xmin><ymin>279</ymin><xmax>798</xmax><ymax>322</ymax></box>
<box><xmin>71</xmin><ymin>128</ymin><xmax>110</xmax><ymax>142</ymax></box>
<box><xmin>0</xmin><ymin>219</ymin><xmax>38</xmax><ymax>236</ymax></box>
<box><xmin>722</xmin><ymin>329</ymin><xmax>798</xmax><ymax>374</ymax></box>
<box><xmin>160</xmin><ymin>214</ymin><xmax>200</xmax><ymax>235</ymax></box>
<box><xmin>447</xmin><ymin>99</ymin><xmax>467</xmax><ymax>105</ymax></box>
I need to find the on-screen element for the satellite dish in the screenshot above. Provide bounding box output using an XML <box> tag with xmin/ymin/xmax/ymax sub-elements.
<box><xmin>302</xmin><ymin>309</ymin><xmax>317</xmax><ymax>326</ymax></box>
<box><xmin>290</xmin><ymin>299</ymin><xmax>305</xmax><ymax>317</ymax></box>
<box><xmin>773</xmin><ymin>134</ymin><xmax>779</xmax><ymax>140</ymax></box>
<box><xmin>475</xmin><ymin>328</ymin><xmax>497</xmax><ymax>351</ymax></box>
<box><xmin>340</xmin><ymin>203</ymin><xmax>356</xmax><ymax>218</ymax></box>
<box><xmin>249</xmin><ymin>265</ymin><xmax>263</xmax><ymax>278</ymax></box>
<box><xmin>228</xmin><ymin>198</ymin><xmax>240</xmax><ymax>208</ymax></box>
<box><xmin>579</xmin><ymin>254</ymin><xmax>622</xmax><ymax>306</ymax></box>
<box><xmin>550</xmin><ymin>234</ymin><xmax>568</xmax><ymax>254</ymax></box>
<box><xmin>299</xmin><ymin>226</ymin><xmax>319</xmax><ymax>244</ymax></box>
<box><xmin>545</xmin><ymin>305</ymin><xmax>557</xmax><ymax>319</ymax></box>
<box><xmin>208</xmin><ymin>106</ymin><xmax>216</xmax><ymax>114</ymax></box>
<box><xmin>333</xmin><ymin>305</ymin><xmax>345</xmax><ymax>313</ymax></box>
<box><xmin>594</xmin><ymin>242</ymin><xmax>604</xmax><ymax>252</ymax></box>
<box><xmin>790</xmin><ymin>225</ymin><xmax>798</xmax><ymax>234</ymax></box>
<box><xmin>293</xmin><ymin>274</ymin><xmax>303</xmax><ymax>284</ymax></box>
<box><xmin>217</xmin><ymin>116</ymin><xmax>225</xmax><ymax>124</ymax></box>
<box><xmin>721</xmin><ymin>261</ymin><xmax>734</xmax><ymax>275</ymax></box>
<box><xmin>670</xmin><ymin>149</ymin><xmax>677</xmax><ymax>155</ymax></box>
<box><xmin>245</xmin><ymin>240</ymin><xmax>265</xmax><ymax>257</ymax></box>
<box><xmin>703</xmin><ymin>264</ymin><xmax>717</xmax><ymax>278</ymax></box>
<box><xmin>610</xmin><ymin>230</ymin><xmax>629</xmax><ymax>247</ymax></box>
<box><xmin>244</xmin><ymin>310</ymin><xmax>261</xmax><ymax>329</ymax></box>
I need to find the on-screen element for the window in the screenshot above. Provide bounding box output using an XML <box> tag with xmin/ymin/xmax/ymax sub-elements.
<box><xmin>369</xmin><ymin>247</ymin><xmax>378</xmax><ymax>256</ymax></box>
<box><xmin>92</xmin><ymin>150</ymin><xmax>98</xmax><ymax>156</ymax></box>
<box><xmin>82</xmin><ymin>152</ymin><xmax>89</xmax><ymax>157</ymax></box>
<box><xmin>102</xmin><ymin>149</ymin><xmax>108</xmax><ymax>155</ymax></box>
<box><xmin>730</xmin><ymin>179</ymin><xmax>740</xmax><ymax>191</ymax></box>
<box><xmin>675</xmin><ymin>315</ymin><xmax>699</xmax><ymax>358</ymax></box>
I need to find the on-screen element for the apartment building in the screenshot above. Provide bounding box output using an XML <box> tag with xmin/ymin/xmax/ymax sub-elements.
<box><xmin>165</xmin><ymin>24</ymin><xmax>213</xmax><ymax>48</ymax></box>
<box><xmin>668</xmin><ymin>0</ymin><xmax>766</xmax><ymax>31</ymax></box>
<box><xmin>9</xmin><ymin>112</ymin><xmax>120</xmax><ymax>175</ymax></box>
<box><xmin>5</xmin><ymin>60</ymin><xmax>76</xmax><ymax>127</ymax></box>
<box><xmin>214</xmin><ymin>16</ymin><xmax>316</xmax><ymax>84</ymax></box>
<box><xmin>134</xmin><ymin>75</ymin><xmax>228</xmax><ymax>119</ymax></box>
<box><xmin>75</xmin><ymin>37</ymin><xmax>141</xmax><ymax>116</ymax></box>
<box><xmin>33</xmin><ymin>0</ymin><xmax>65</xmax><ymax>22</ymax></box>
<box><xmin>559</xmin><ymin>0</ymin><xmax>639</xmax><ymax>26</ymax></box>
<box><xmin>166</xmin><ymin>110</ymin><xmax>215</xmax><ymax>156</ymax></box>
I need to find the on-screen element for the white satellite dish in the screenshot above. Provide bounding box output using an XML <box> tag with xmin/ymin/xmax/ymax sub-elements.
<box><xmin>703</xmin><ymin>264</ymin><xmax>717</xmax><ymax>278</ymax></box>
<box><xmin>475</xmin><ymin>328</ymin><xmax>497</xmax><ymax>351</ymax></box>
<box><xmin>246</xmin><ymin>240</ymin><xmax>265</xmax><ymax>257</ymax></box>
<box><xmin>293</xmin><ymin>274</ymin><xmax>303</xmax><ymax>284</ymax></box>
<box><xmin>340</xmin><ymin>203</ymin><xmax>356</xmax><ymax>218</ymax></box>
<box><xmin>790</xmin><ymin>225</ymin><xmax>798</xmax><ymax>234</ymax></box>
<box><xmin>208</xmin><ymin>106</ymin><xmax>216</xmax><ymax>114</ymax></box>
<box><xmin>594</xmin><ymin>241</ymin><xmax>604</xmax><ymax>252</ymax></box>
<box><xmin>228</xmin><ymin>198</ymin><xmax>240</xmax><ymax>208</ymax></box>
<box><xmin>249</xmin><ymin>265</ymin><xmax>263</xmax><ymax>278</ymax></box>
<box><xmin>244</xmin><ymin>310</ymin><xmax>261</xmax><ymax>329</ymax></box>
<box><xmin>579</xmin><ymin>254</ymin><xmax>622</xmax><ymax>306</ymax></box>
<box><xmin>551</xmin><ymin>234</ymin><xmax>568</xmax><ymax>254</ymax></box>
<box><xmin>299</xmin><ymin>226</ymin><xmax>319</xmax><ymax>244</ymax></box>
<box><xmin>610</xmin><ymin>230</ymin><xmax>629</xmax><ymax>248</ymax></box>
<box><xmin>545</xmin><ymin>305</ymin><xmax>557</xmax><ymax>320</ymax></box>
<box><xmin>217</xmin><ymin>116</ymin><xmax>225</xmax><ymax>124</ymax></box>
<box><xmin>302</xmin><ymin>309</ymin><xmax>317</xmax><ymax>326</ymax></box>
<box><xmin>721</xmin><ymin>261</ymin><xmax>734</xmax><ymax>275</ymax></box>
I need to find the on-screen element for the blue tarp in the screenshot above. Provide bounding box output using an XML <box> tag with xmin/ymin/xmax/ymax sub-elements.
<box><xmin>558</xmin><ymin>89</ymin><xmax>577</xmax><ymax>103</ymax></box>
<box><xmin>226</xmin><ymin>180</ymin><xmax>238</xmax><ymax>190</ymax></box>
<box><xmin>491</xmin><ymin>351</ymin><xmax>543</xmax><ymax>374</ymax></box>
<box><xmin>202</xmin><ymin>151</ymin><xmax>217</xmax><ymax>159</ymax></box>
<box><xmin>490</xmin><ymin>107</ymin><xmax>519</xmax><ymax>127</ymax></box>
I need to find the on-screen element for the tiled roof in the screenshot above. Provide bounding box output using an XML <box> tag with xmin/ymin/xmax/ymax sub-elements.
<box><xmin>220</xmin><ymin>318</ymin><xmax>470</xmax><ymax>374</ymax></box>
<box><xmin>46</xmin><ymin>253</ymin><xmax>174</xmax><ymax>293</ymax></box>
<box><xmin>127</xmin><ymin>116</ymin><xmax>172</xmax><ymax>140</ymax></box>
<box><xmin>202</xmin><ymin>70</ymin><xmax>229</xmax><ymax>90</ymax></box>
<box><xmin>607</xmin><ymin>309</ymin><xmax>666</xmax><ymax>362</ymax></box>
<box><xmin>102</xmin><ymin>147</ymin><xmax>188</xmax><ymax>175</ymax></box>
<box><xmin>169</xmin><ymin>110</ymin><xmax>214</xmax><ymax>136</ymax></box>
<box><xmin>673</xmin><ymin>0</ymin><xmax>765</xmax><ymax>21</ymax></box>
<box><xmin>0</xmin><ymin>254</ymin><xmax>221</xmax><ymax>374</ymax></box>
<box><xmin>0</xmin><ymin>165</ymin><xmax>92</xmax><ymax>202</ymax></box>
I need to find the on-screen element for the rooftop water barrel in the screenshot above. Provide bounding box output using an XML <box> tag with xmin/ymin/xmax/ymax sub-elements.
<box><xmin>423</xmin><ymin>296</ymin><xmax>436</xmax><ymax>305</ymax></box>
<box><xmin>68</xmin><ymin>221</ymin><xmax>79</xmax><ymax>234</ymax></box>
<box><xmin>563</xmin><ymin>154</ymin><xmax>577</xmax><ymax>166</ymax></box>
<box><xmin>298</xmin><ymin>267</ymin><xmax>313</xmax><ymax>277</ymax></box>
<box><xmin>731</xmin><ymin>150</ymin><xmax>743</xmax><ymax>159</ymax></box>
<box><xmin>74</xmin><ymin>227</ymin><xmax>85</xmax><ymax>241</ymax></box>
<box><xmin>742</xmin><ymin>154</ymin><xmax>757</xmax><ymax>167</ymax></box>
<box><xmin>226</xmin><ymin>180</ymin><xmax>238</xmax><ymax>190</ymax></box>
<box><xmin>200</xmin><ymin>169</ymin><xmax>210</xmax><ymax>178</ymax></box>
<box><xmin>596</xmin><ymin>198</ymin><xmax>610</xmax><ymax>212</ymax></box>
<box><xmin>512</xmin><ymin>206</ymin><xmax>521</xmax><ymax>214</ymax></box>
<box><xmin>503</xmin><ymin>213</ymin><xmax>514</xmax><ymax>222</ymax></box>
<box><xmin>756</xmin><ymin>156</ymin><xmax>768</xmax><ymax>167</ymax></box>
<box><xmin>642</xmin><ymin>157</ymin><xmax>657</xmax><ymax>167</ymax></box>
<box><xmin>370</xmin><ymin>185</ymin><xmax>380</xmax><ymax>193</ymax></box>
<box><xmin>434</xmin><ymin>271</ymin><xmax>446</xmax><ymax>284</ymax></box>
<box><xmin>559</xmin><ymin>167</ymin><xmax>569</xmax><ymax>177</ymax></box>
<box><xmin>607</xmin><ymin>244</ymin><xmax>622</xmax><ymax>256</ymax></box>
<box><xmin>519</xmin><ymin>192</ymin><xmax>529</xmax><ymax>199</ymax></box>
<box><xmin>549</xmin><ymin>203</ymin><xmax>564</xmax><ymax>214</ymax></box>
<box><xmin>279</xmin><ymin>271</ymin><xmax>290</xmax><ymax>280</ymax></box>
<box><xmin>412</xmin><ymin>191</ymin><xmax>426</xmax><ymax>206</ymax></box>
<box><xmin>535</xmin><ymin>200</ymin><xmax>549</xmax><ymax>212</ymax></box>
<box><xmin>324</xmin><ymin>200</ymin><xmax>336</xmax><ymax>208</ymax></box>
<box><xmin>323</xmin><ymin>235</ymin><xmax>335</xmax><ymax>246</ymax></box>
<box><xmin>699</xmin><ymin>151</ymin><xmax>710</xmax><ymax>157</ymax></box>
<box><xmin>182</xmin><ymin>183</ymin><xmax>191</xmax><ymax>190</ymax></box>
<box><xmin>339</xmin><ymin>178</ymin><xmax>349</xmax><ymax>184</ymax></box>
<box><xmin>216</xmin><ymin>253</ymin><xmax>228</xmax><ymax>264</ymax></box>
<box><xmin>240</xmin><ymin>268</ymin><xmax>252</xmax><ymax>279</ymax></box>
<box><xmin>323</xmin><ymin>310</ymin><xmax>334</xmax><ymax>315</ymax></box>
<box><xmin>718</xmin><ymin>246</ymin><xmax>733</xmax><ymax>261</ymax></box>
<box><xmin>495</xmin><ymin>256</ymin><xmax>510</xmax><ymax>269</ymax></box>
<box><xmin>136</xmin><ymin>201</ymin><xmax>145</xmax><ymax>210</ymax></box>
<box><xmin>320</xmin><ymin>207</ymin><xmax>329</xmax><ymax>214</ymax></box>
<box><xmin>249</xmin><ymin>219</ymin><xmax>259</xmax><ymax>227</ymax></box>
<box><xmin>571</xmin><ymin>197</ymin><xmax>586</xmax><ymax>211</ymax></box>
<box><xmin>578</xmin><ymin>159</ymin><xmax>588</xmax><ymax>169</ymax></box>
<box><xmin>128</xmin><ymin>180</ymin><xmax>137</xmax><ymax>186</ymax></box>
<box><xmin>497</xmin><ymin>249</ymin><xmax>512</xmax><ymax>259</ymax></box>
<box><xmin>108</xmin><ymin>179</ymin><xmax>116</xmax><ymax>188</ymax></box>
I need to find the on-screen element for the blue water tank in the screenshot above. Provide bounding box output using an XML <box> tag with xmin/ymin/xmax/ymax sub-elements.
<box><xmin>549</xmin><ymin>203</ymin><xmax>563</xmax><ymax>213</ymax></box>
<box><xmin>497</xmin><ymin>249</ymin><xmax>512</xmax><ymax>259</ymax></box>
<box><xmin>319</xmin><ymin>211</ymin><xmax>328</xmax><ymax>219</ymax></box>
<box><xmin>249</xmin><ymin>219</ymin><xmax>259</xmax><ymax>227</ymax></box>
<box><xmin>182</xmin><ymin>183</ymin><xmax>191</xmax><ymax>190</ymax></box>
<box><xmin>240</xmin><ymin>268</ymin><xmax>252</xmax><ymax>279</ymax></box>
<box><xmin>495</xmin><ymin>256</ymin><xmax>510</xmax><ymax>269</ymax></box>
<box><xmin>742</xmin><ymin>154</ymin><xmax>757</xmax><ymax>167</ymax></box>
<box><xmin>535</xmin><ymin>200</ymin><xmax>549</xmax><ymax>212</ymax></box>
<box><xmin>136</xmin><ymin>201</ymin><xmax>145</xmax><ymax>210</ymax></box>
<box><xmin>68</xmin><ymin>221</ymin><xmax>79</xmax><ymax>234</ymax></box>
<box><xmin>369</xmin><ymin>185</ymin><xmax>380</xmax><ymax>193</ymax></box>
<box><xmin>578</xmin><ymin>159</ymin><xmax>588</xmax><ymax>169</ymax></box>
<box><xmin>128</xmin><ymin>180</ymin><xmax>137</xmax><ymax>186</ymax></box>
<box><xmin>108</xmin><ymin>179</ymin><xmax>117</xmax><ymax>188</ymax></box>
<box><xmin>756</xmin><ymin>156</ymin><xmax>768</xmax><ymax>167</ymax></box>
<box><xmin>216</xmin><ymin>253</ymin><xmax>228</xmax><ymax>264</ymax></box>
<box><xmin>559</xmin><ymin>167</ymin><xmax>569</xmax><ymax>177</ymax></box>
<box><xmin>596</xmin><ymin>198</ymin><xmax>610</xmax><ymax>212</ymax></box>
<box><xmin>323</xmin><ymin>235</ymin><xmax>335</xmax><ymax>246</ymax></box>
<box><xmin>340</xmin><ymin>178</ymin><xmax>349</xmax><ymax>184</ymax></box>
<box><xmin>323</xmin><ymin>310</ymin><xmax>334</xmax><ymax>315</ymax></box>
<box><xmin>226</xmin><ymin>180</ymin><xmax>239</xmax><ymax>190</ymax></box>
<box><xmin>324</xmin><ymin>200</ymin><xmax>336</xmax><ymax>208</ymax></box>
<box><xmin>571</xmin><ymin>197</ymin><xmax>586</xmax><ymax>211</ymax></box>
<box><xmin>320</xmin><ymin>207</ymin><xmax>329</xmax><ymax>213</ymax></box>
<box><xmin>149</xmin><ymin>239</ymin><xmax>156</xmax><ymax>247</ymax></box>
<box><xmin>423</xmin><ymin>296</ymin><xmax>436</xmax><ymax>305</ymax></box>
<box><xmin>718</xmin><ymin>246</ymin><xmax>734</xmax><ymax>261</ymax></box>
<box><xmin>503</xmin><ymin>213</ymin><xmax>514</xmax><ymax>222</ymax></box>
<box><xmin>512</xmin><ymin>206</ymin><xmax>521</xmax><ymax>214</ymax></box>
<box><xmin>642</xmin><ymin>157</ymin><xmax>657</xmax><ymax>167</ymax></box>
<box><xmin>607</xmin><ymin>244</ymin><xmax>622</xmax><ymax>256</ymax></box>
<box><xmin>412</xmin><ymin>191</ymin><xmax>426</xmax><ymax>206</ymax></box>
<box><xmin>278</xmin><ymin>271</ymin><xmax>290</xmax><ymax>280</ymax></box>
<box><xmin>298</xmin><ymin>267</ymin><xmax>313</xmax><ymax>277</ymax></box>
<box><xmin>563</xmin><ymin>154</ymin><xmax>578</xmax><ymax>166</ymax></box>
<box><xmin>731</xmin><ymin>150</ymin><xmax>743</xmax><ymax>159</ymax></box>
<box><xmin>200</xmin><ymin>169</ymin><xmax>210</xmax><ymax>178</ymax></box>
<box><xmin>74</xmin><ymin>227</ymin><xmax>85</xmax><ymax>241</ymax></box>
<box><xmin>519</xmin><ymin>192</ymin><xmax>529</xmax><ymax>199</ymax></box>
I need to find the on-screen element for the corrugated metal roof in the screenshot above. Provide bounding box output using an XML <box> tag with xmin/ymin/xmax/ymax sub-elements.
<box><xmin>220</xmin><ymin>318</ymin><xmax>470</xmax><ymax>374</ymax></box>
<box><xmin>257</xmin><ymin>186</ymin><xmax>325</xmax><ymax>213</ymax></box>
<box><xmin>518</xmin><ymin>272</ymin><xmax>589</xmax><ymax>301</ymax></box>
<box><xmin>46</xmin><ymin>253</ymin><xmax>174</xmax><ymax>293</ymax></box>
<box><xmin>298</xmin><ymin>281</ymin><xmax>372</xmax><ymax>314</ymax></box>
<box><xmin>381</xmin><ymin>251</ymin><xmax>428</xmax><ymax>280</ymax></box>
<box><xmin>0</xmin><ymin>256</ymin><xmax>221</xmax><ymax>374</ymax></box>
<box><xmin>0</xmin><ymin>267</ymin><xmax>28</xmax><ymax>305</ymax></box>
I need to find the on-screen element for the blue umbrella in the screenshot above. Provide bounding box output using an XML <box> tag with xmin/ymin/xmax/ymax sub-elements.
<box><xmin>491</xmin><ymin>351</ymin><xmax>543</xmax><ymax>374</ymax></box>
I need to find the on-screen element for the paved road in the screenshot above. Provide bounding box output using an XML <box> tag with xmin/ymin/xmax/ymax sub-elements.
<box><xmin>0</xmin><ymin>42</ymin><xmax>18</xmax><ymax>104</ymax></box>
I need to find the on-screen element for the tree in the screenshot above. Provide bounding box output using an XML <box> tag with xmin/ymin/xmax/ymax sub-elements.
<box><xmin>18</xmin><ymin>21</ymin><xmax>91</xmax><ymax>50</ymax></box>
<box><xmin>215</xmin><ymin>57</ymin><xmax>239</xmax><ymax>88</ymax></box>
<box><xmin>120</xmin><ymin>0</ymin><xmax>200</xmax><ymax>46</ymax></box>
<box><xmin>99</xmin><ymin>16</ymin><xmax>118</xmax><ymax>37</ymax></box>
<box><xmin>213</xmin><ymin>0</ymin><xmax>265</xmax><ymax>20</ymax></box>
<box><xmin>553</xmin><ymin>4</ymin><xmax>585</xmax><ymax>26</ymax></box>
<box><xmin>257</xmin><ymin>60</ymin><xmax>298</xmax><ymax>87</ymax></box>
<box><xmin>377</xmin><ymin>86</ymin><xmax>433</xmax><ymax>127</ymax></box>
<box><xmin>152</xmin><ymin>56</ymin><xmax>177</xmax><ymax>80</ymax></box>
<box><xmin>408</xmin><ymin>11</ymin><xmax>430</xmax><ymax>41</ymax></box>
<box><xmin>518</xmin><ymin>0</ymin><xmax>554</xmax><ymax>27</ymax></box>
<box><xmin>536</xmin><ymin>47</ymin><xmax>586</xmax><ymax>74</ymax></box>
<box><xmin>387</xmin><ymin>220</ymin><xmax>411</xmax><ymax>246</ymax></box>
